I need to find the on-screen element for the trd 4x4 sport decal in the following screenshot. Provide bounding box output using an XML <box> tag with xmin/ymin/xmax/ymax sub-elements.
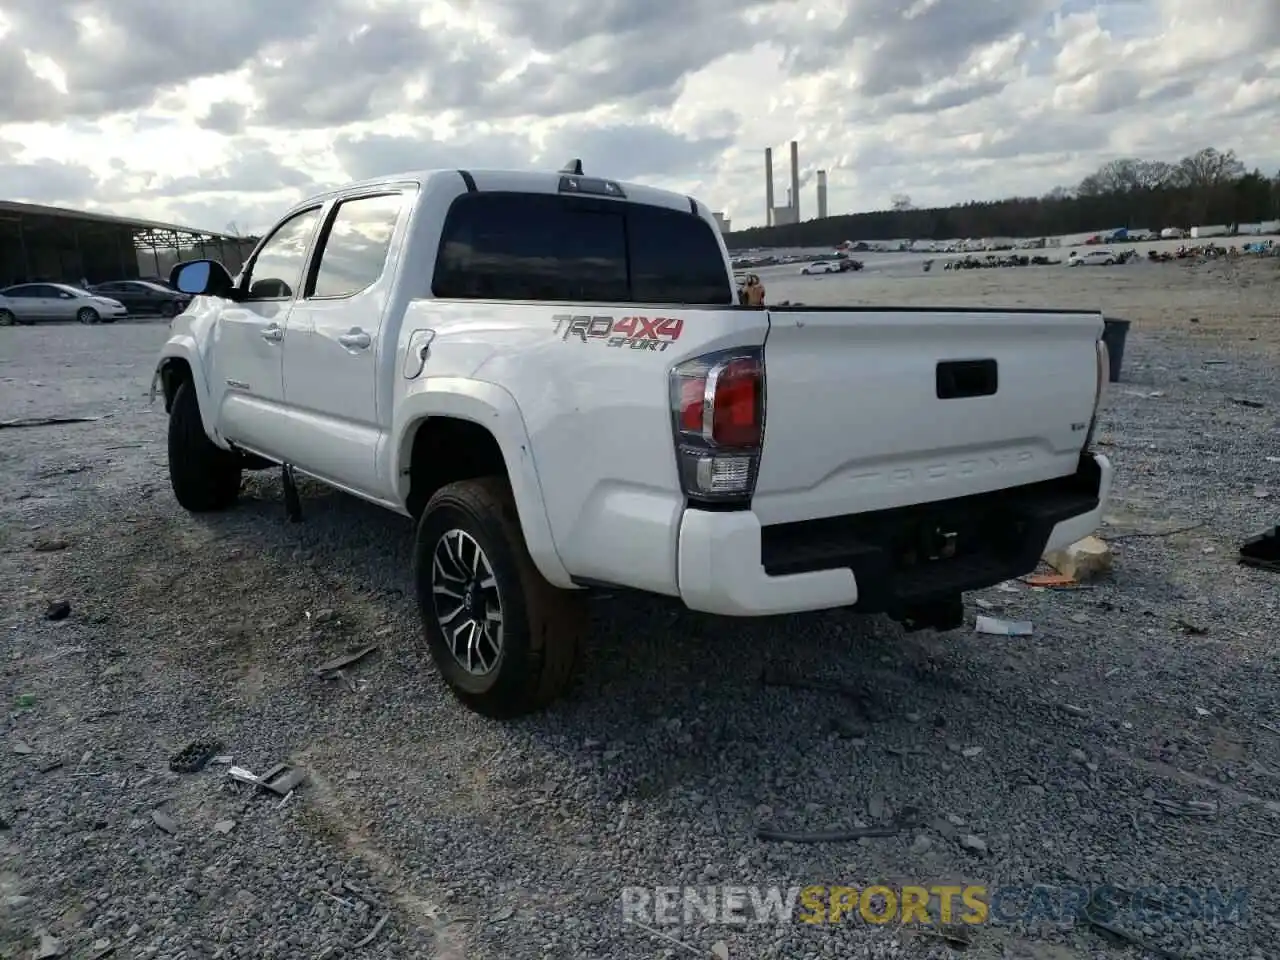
<box><xmin>552</xmin><ymin>314</ymin><xmax>684</xmax><ymax>352</ymax></box>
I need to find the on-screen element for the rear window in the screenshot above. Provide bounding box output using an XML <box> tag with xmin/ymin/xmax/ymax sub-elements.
<box><xmin>432</xmin><ymin>191</ymin><xmax>731</xmax><ymax>305</ymax></box>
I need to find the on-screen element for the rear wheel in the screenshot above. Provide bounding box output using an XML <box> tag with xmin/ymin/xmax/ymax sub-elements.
<box><xmin>77</xmin><ymin>307</ymin><xmax>99</xmax><ymax>324</ymax></box>
<box><xmin>167</xmin><ymin>380</ymin><xmax>241</xmax><ymax>511</ymax></box>
<box><xmin>414</xmin><ymin>477</ymin><xmax>585</xmax><ymax>718</ymax></box>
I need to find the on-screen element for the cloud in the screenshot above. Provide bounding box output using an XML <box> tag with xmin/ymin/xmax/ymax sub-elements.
<box><xmin>0</xmin><ymin>133</ymin><xmax>102</xmax><ymax>206</ymax></box>
<box><xmin>149</xmin><ymin>146</ymin><xmax>322</xmax><ymax>197</ymax></box>
<box><xmin>0</xmin><ymin>0</ymin><xmax>1274</xmax><ymax>232</ymax></box>
<box><xmin>332</xmin><ymin>130</ymin><xmax>535</xmax><ymax>182</ymax></box>
<box><xmin>197</xmin><ymin>102</ymin><xmax>249</xmax><ymax>136</ymax></box>
<box><xmin>333</xmin><ymin>121</ymin><xmax>729</xmax><ymax>185</ymax></box>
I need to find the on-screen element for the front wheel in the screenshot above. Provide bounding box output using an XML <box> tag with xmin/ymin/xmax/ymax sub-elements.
<box><xmin>414</xmin><ymin>477</ymin><xmax>585</xmax><ymax>718</ymax></box>
<box><xmin>167</xmin><ymin>380</ymin><xmax>242</xmax><ymax>511</ymax></box>
<box><xmin>77</xmin><ymin>307</ymin><xmax>99</xmax><ymax>324</ymax></box>
<box><xmin>160</xmin><ymin>301</ymin><xmax>178</xmax><ymax>318</ymax></box>
<box><xmin>0</xmin><ymin>309</ymin><xmax>15</xmax><ymax>327</ymax></box>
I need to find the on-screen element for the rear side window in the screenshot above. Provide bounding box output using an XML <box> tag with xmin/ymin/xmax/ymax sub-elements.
<box><xmin>432</xmin><ymin>192</ymin><xmax>730</xmax><ymax>305</ymax></box>
<box><xmin>309</xmin><ymin>193</ymin><xmax>403</xmax><ymax>299</ymax></box>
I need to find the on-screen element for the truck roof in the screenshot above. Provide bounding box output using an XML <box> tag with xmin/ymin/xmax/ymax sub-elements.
<box><xmin>308</xmin><ymin>168</ymin><xmax>702</xmax><ymax>216</ymax></box>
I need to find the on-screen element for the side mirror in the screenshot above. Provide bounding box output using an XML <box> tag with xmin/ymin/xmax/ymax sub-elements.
<box><xmin>170</xmin><ymin>259</ymin><xmax>236</xmax><ymax>299</ymax></box>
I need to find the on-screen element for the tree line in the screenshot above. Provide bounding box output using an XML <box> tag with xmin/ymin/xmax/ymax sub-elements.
<box><xmin>725</xmin><ymin>147</ymin><xmax>1280</xmax><ymax>249</ymax></box>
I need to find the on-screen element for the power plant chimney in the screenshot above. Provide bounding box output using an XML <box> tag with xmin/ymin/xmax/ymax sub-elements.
<box><xmin>816</xmin><ymin>169</ymin><xmax>828</xmax><ymax>219</ymax></box>
<box><xmin>789</xmin><ymin>140</ymin><xmax>800</xmax><ymax>222</ymax></box>
<box><xmin>764</xmin><ymin>148</ymin><xmax>775</xmax><ymax>228</ymax></box>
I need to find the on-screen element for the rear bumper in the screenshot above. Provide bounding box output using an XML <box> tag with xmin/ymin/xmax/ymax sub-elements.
<box><xmin>677</xmin><ymin>452</ymin><xmax>1112</xmax><ymax>617</ymax></box>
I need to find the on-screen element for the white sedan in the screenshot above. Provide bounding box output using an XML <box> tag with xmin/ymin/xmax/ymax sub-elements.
<box><xmin>0</xmin><ymin>282</ymin><xmax>128</xmax><ymax>325</ymax></box>
<box><xmin>801</xmin><ymin>260</ymin><xmax>839</xmax><ymax>274</ymax></box>
<box><xmin>1068</xmin><ymin>250</ymin><xmax>1117</xmax><ymax>267</ymax></box>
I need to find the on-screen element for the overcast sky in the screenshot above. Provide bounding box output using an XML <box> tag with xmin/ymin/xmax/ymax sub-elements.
<box><xmin>0</xmin><ymin>0</ymin><xmax>1277</xmax><ymax>234</ymax></box>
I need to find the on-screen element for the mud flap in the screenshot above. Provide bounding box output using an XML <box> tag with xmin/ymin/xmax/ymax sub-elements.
<box><xmin>1239</xmin><ymin>526</ymin><xmax>1280</xmax><ymax>573</ymax></box>
<box><xmin>896</xmin><ymin>595</ymin><xmax>965</xmax><ymax>633</ymax></box>
<box><xmin>282</xmin><ymin>464</ymin><xmax>302</xmax><ymax>522</ymax></box>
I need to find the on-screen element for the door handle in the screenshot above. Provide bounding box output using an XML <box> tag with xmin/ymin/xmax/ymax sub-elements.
<box><xmin>262</xmin><ymin>324</ymin><xmax>284</xmax><ymax>343</ymax></box>
<box><xmin>338</xmin><ymin>329</ymin><xmax>372</xmax><ymax>350</ymax></box>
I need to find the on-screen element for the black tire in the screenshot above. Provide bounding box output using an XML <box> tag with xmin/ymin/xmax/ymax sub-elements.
<box><xmin>0</xmin><ymin>309</ymin><xmax>14</xmax><ymax>327</ymax></box>
<box><xmin>160</xmin><ymin>301</ymin><xmax>177</xmax><ymax>318</ymax></box>
<box><xmin>413</xmin><ymin>477</ymin><xmax>585</xmax><ymax>718</ymax></box>
<box><xmin>167</xmin><ymin>380</ymin><xmax>241</xmax><ymax>511</ymax></box>
<box><xmin>77</xmin><ymin>307</ymin><xmax>99</xmax><ymax>324</ymax></box>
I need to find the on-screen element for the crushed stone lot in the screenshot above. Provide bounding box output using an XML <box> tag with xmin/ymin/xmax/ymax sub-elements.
<box><xmin>2</xmin><ymin>270</ymin><xmax>1279</xmax><ymax>960</ymax></box>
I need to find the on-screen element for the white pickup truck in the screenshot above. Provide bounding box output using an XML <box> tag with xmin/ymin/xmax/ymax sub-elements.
<box><xmin>152</xmin><ymin>163</ymin><xmax>1112</xmax><ymax>718</ymax></box>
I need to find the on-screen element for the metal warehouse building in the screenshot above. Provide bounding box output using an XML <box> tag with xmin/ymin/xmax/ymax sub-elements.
<box><xmin>0</xmin><ymin>200</ymin><xmax>258</xmax><ymax>288</ymax></box>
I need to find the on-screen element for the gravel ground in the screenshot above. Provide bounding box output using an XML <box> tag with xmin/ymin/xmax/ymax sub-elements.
<box><xmin>2</xmin><ymin>269</ymin><xmax>1279</xmax><ymax>960</ymax></box>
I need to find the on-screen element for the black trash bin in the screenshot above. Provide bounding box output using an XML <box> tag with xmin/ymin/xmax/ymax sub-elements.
<box><xmin>1102</xmin><ymin>317</ymin><xmax>1130</xmax><ymax>383</ymax></box>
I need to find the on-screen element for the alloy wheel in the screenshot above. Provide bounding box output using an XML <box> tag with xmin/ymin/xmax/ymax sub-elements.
<box><xmin>431</xmin><ymin>529</ymin><xmax>504</xmax><ymax>675</ymax></box>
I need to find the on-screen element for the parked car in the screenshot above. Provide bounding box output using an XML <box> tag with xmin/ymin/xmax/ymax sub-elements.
<box><xmin>1068</xmin><ymin>250</ymin><xmax>1117</xmax><ymax>266</ymax></box>
<box><xmin>152</xmin><ymin>164</ymin><xmax>1112</xmax><ymax>718</ymax></box>
<box><xmin>836</xmin><ymin>258</ymin><xmax>864</xmax><ymax>272</ymax></box>
<box><xmin>90</xmin><ymin>279</ymin><xmax>192</xmax><ymax>317</ymax></box>
<box><xmin>801</xmin><ymin>260</ymin><xmax>838</xmax><ymax>274</ymax></box>
<box><xmin>0</xmin><ymin>282</ymin><xmax>128</xmax><ymax>325</ymax></box>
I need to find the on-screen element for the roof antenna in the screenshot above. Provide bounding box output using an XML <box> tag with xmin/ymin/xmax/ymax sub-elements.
<box><xmin>559</xmin><ymin>158</ymin><xmax>584</xmax><ymax>175</ymax></box>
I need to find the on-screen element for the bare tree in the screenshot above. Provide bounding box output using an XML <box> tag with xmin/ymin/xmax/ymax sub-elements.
<box><xmin>1177</xmin><ymin>148</ymin><xmax>1245</xmax><ymax>188</ymax></box>
<box><xmin>1076</xmin><ymin>172</ymin><xmax>1107</xmax><ymax>197</ymax></box>
<box><xmin>1078</xmin><ymin>158</ymin><xmax>1180</xmax><ymax>195</ymax></box>
<box><xmin>890</xmin><ymin>194</ymin><xmax>914</xmax><ymax>211</ymax></box>
<box><xmin>1043</xmin><ymin>185</ymin><xmax>1077</xmax><ymax>201</ymax></box>
<box><xmin>1130</xmin><ymin>160</ymin><xmax>1179</xmax><ymax>189</ymax></box>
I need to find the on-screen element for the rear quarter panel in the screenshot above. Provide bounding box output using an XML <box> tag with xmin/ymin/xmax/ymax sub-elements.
<box><xmin>396</xmin><ymin>300</ymin><xmax>767</xmax><ymax>595</ymax></box>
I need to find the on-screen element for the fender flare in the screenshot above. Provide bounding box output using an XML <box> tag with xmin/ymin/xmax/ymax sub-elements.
<box><xmin>154</xmin><ymin>338</ymin><xmax>225</xmax><ymax>447</ymax></box>
<box><xmin>391</xmin><ymin>379</ymin><xmax>575</xmax><ymax>590</ymax></box>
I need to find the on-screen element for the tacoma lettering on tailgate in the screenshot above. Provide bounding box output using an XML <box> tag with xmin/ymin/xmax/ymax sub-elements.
<box><xmin>551</xmin><ymin>314</ymin><xmax>684</xmax><ymax>352</ymax></box>
<box><xmin>844</xmin><ymin>450</ymin><xmax>1038</xmax><ymax>493</ymax></box>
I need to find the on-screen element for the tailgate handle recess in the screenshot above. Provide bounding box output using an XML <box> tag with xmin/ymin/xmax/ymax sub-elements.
<box><xmin>936</xmin><ymin>359</ymin><xmax>997</xmax><ymax>399</ymax></box>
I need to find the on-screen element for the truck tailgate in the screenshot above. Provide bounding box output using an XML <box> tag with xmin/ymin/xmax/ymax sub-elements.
<box><xmin>753</xmin><ymin>308</ymin><xmax>1103</xmax><ymax>526</ymax></box>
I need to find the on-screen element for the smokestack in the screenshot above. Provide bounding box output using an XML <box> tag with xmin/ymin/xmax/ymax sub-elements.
<box><xmin>764</xmin><ymin>148</ymin><xmax>775</xmax><ymax>228</ymax></box>
<box><xmin>816</xmin><ymin>170</ymin><xmax>828</xmax><ymax>220</ymax></box>
<box><xmin>789</xmin><ymin>140</ymin><xmax>800</xmax><ymax>221</ymax></box>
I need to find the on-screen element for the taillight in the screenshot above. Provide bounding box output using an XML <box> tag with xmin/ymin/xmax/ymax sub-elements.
<box><xmin>669</xmin><ymin>348</ymin><xmax>765</xmax><ymax>504</ymax></box>
<box><xmin>1084</xmin><ymin>337</ymin><xmax>1108</xmax><ymax>449</ymax></box>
